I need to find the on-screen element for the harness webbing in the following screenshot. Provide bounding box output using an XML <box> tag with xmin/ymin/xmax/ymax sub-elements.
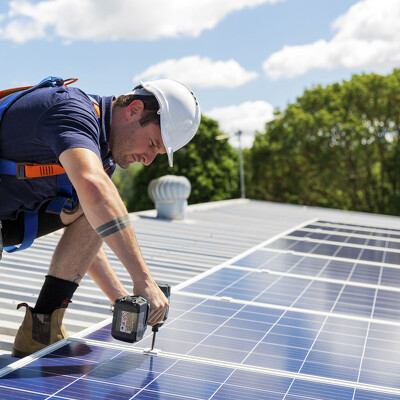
<box><xmin>5</xmin><ymin>212</ymin><xmax>38</xmax><ymax>253</ymax></box>
<box><xmin>0</xmin><ymin>160</ymin><xmax>66</xmax><ymax>179</ymax></box>
<box><xmin>0</xmin><ymin>76</ymin><xmax>101</xmax><ymax>252</ymax></box>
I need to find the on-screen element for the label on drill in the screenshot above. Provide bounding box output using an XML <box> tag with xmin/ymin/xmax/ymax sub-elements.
<box><xmin>120</xmin><ymin>310</ymin><xmax>134</xmax><ymax>333</ymax></box>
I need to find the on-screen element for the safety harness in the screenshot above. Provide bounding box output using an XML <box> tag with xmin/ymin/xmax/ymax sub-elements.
<box><xmin>0</xmin><ymin>76</ymin><xmax>101</xmax><ymax>253</ymax></box>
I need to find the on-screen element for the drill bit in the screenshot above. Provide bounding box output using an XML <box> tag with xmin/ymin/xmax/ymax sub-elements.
<box><xmin>150</xmin><ymin>326</ymin><xmax>158</xmax><ymax>351</ymax></box>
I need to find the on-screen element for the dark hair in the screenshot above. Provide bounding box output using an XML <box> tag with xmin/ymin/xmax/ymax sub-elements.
<box><xmin>114</xmin><ymin>86</ymin><xmax>160</xmax><ymax>126</ymax></box>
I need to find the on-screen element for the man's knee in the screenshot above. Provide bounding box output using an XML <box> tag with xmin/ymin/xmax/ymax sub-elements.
<box><xmin>60</xmin><ymin>204</ymin><xmax>84</xmax><ymax>226</ymax></box>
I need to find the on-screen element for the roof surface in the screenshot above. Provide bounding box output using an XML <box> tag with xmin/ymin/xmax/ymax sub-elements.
<box><xmin>1</xmin><ymin>198</ymin><xmax>399</xmax><ymax>369</ymax></box>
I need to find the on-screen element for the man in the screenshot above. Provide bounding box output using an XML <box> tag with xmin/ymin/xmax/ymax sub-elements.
<box><xmin>0</xmin><ymin>77</ymin><xmax>201</xmax><ymax>357</ymax></box>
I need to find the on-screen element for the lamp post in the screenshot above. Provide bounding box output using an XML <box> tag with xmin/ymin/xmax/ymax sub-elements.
<box><xmin>216</xmin><ymin>131</ymin><xmax>246</xmax><ymax>199</ymax></box>
<box><xmin>236</xmin><ymin>130</ymin><xmax>246</xmax><ymax>199</ymax></box>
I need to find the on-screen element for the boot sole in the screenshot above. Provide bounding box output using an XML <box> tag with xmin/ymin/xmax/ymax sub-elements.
<box><xmin>11</xmin><ymin>348</ymin><xmax>31</xmax><ymax>358</ymax></box>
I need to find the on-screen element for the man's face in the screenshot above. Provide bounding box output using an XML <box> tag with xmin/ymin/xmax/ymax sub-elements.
<box><xmin>110</xmin><ymin>101</ymin><xmax>167</xmax><ymax>169</ymax></box>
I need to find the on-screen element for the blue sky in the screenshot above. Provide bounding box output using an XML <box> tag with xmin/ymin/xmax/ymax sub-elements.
<box><xmin>1</xmin><ymin>0</ymin><xmax>399</xmax><ymax>147</ymax></box>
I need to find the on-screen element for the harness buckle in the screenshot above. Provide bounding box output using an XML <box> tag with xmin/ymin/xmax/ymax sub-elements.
<box><xmin>15</xmin><ymin>162</ymin><xmax>32</xmax><ymax>179</ymax></box>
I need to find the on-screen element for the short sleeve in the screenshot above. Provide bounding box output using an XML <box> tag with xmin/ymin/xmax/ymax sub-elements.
<box><xmin>36</xmin><ymin>97</ymin><xmax>102</xmax><ymax>161</ymax></box>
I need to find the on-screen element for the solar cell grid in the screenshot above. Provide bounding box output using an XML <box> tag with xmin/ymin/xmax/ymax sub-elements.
<box><xmin>235</xmin><ymin>250</ymin><xmax>398</xmax><ymax>288</ymax></box>
<box><xmin>351</xmin><ymin>264</ymin><xmax>381</xmax><ymax>284</ymax></box>
<box><xmin>2</xmin><ymin>219</ymin><xmax>400</xmax><ymax>399</ymax></box>
<box><xmin>297</xmin><ymin>225</ymin><xmax>400</xmax><ymax>240</ymax></box>
<box><xmin>78</xmin><ymin>291</ymin><xmax>400</xmax><ymax>390</ymax></box>
<box><xmin>3</xmin><ymin>311</ymin><xmax>400</xmax><ymax>399</ymax></box>
<box><xmin>233</xmin><ymin>249</ymin><xmax>302</xmax><ymax>270</ymax></box>
<box><xmin>294</xmin><ymin>221</ymin><xmax>400</xmax><ymax>240</ymax></box>
<box><xmin>314</xmin><ymin>220</ymin><xmax>400</xmax><ymax>233</ymax></box>
<box><xmin>291</xmin><ymin>230</ymin><xmax>400</xmax><ymax>252</ymax></box>
<box><xmin>264</xmin><ymin>235</ymin><xmax>400</xmax><ymax>267</ymax></box>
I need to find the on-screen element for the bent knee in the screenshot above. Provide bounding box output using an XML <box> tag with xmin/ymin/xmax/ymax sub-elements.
<box><xmin>60</xmin><ymin>204</ymin><xmax>84</xmax><ymax>225</ymax></box>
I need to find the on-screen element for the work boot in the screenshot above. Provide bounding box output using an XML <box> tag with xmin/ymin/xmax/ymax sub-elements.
<box><xmin>11</xmin><ymin>300</ymin><xmax>69</xmax><ymax>358</ymax></box>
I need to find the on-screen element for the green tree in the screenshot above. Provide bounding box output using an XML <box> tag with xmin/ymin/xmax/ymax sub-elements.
<box><xmin>247</xmin><ymin>69</ymin><xmax>400</xmax><ymax>215</ymax></box>
<box><xmin>112</xmin><ymin>163</ymin><xmax>142</xmax><ymax>207</ymax></box>
<box><xmin>127</xmin><ymin>116</ymin><xmax>240</xmax><ymax>212</ymax></box>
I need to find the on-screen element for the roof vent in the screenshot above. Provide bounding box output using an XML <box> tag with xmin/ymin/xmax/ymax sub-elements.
<box><xmin>148</xmin><ymin>175</ymin><xmax>191</xmax><ymax>220</ymax></box>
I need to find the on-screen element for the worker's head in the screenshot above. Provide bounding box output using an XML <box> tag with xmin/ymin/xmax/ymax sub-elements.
<box><xmin>112</xmin><ymin>79</ymin><xmax>200</xmax><ymax>168</ymax></box>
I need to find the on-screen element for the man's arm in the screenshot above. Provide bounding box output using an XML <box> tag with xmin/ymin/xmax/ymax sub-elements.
<box><xmin>87</xmin><ymin>246</ymin><xmax>130</xmax><ymax>302</ymax></box>
<box><xmin>59</xmin><ymin>147</ymin><xmax>168</xmax><ymax>325</ymax></box>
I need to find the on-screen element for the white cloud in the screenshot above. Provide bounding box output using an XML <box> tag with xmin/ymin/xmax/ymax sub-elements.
<box><xmin>133</xmin><ymin>56</ymin><xmax>258</xmax><ymax>89</ymax></box>
<box><xmin>263</xmin><ymin>0</ymin><xmax>400</xmax><ymax>79</ymax></box>
<box><xmin>205</xmin><ymin>101</ymin><xmax>275</xmax><ymax>148</ymax></box>
<box><xmin>0</xmin><ymin>0</ymin><xmax>282</xmax><ymax>43</ymax></box>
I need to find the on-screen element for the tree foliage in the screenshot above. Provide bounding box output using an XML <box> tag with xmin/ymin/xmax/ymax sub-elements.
<box><xmin>126</xmin><ymin>116</ymin><xmax>240</xmax><ymax>212</ymax></box>
<box><xmin>112</xmin><ymin>163</ymin><xmax>142</xmax><ymax>207</ymax></box>
<box><xmin>247</xmin><ymin>69</ymin><xmax>400</xmax><ymax>215</ymax></box>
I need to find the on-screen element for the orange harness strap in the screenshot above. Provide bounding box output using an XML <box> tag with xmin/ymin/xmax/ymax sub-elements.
<box><xmin>16</xmin><ymin>162</ymin><xmax>66</xmax><ymax>179</ymax></box>
<box><xmin>17</xmin><ymin>162</ymin><xmax>110</xmax><ymax>179</ymax></box>
<box><xmin>0</xmin><ymin>86</ymin><xmax>32</xmax><ymax>99</ymax></box>
<box><xmin>17</xmin><ymin>163</ymin><xmax>110</xmax><ymax>179</ymax></box>
<box><xmin>92</xmin><ymin>102</ymin><xmax>100</xmax><ymax>118</ymax></box>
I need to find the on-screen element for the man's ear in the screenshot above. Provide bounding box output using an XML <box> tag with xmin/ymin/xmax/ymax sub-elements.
<box><xmin>126</xmin><ymin>99</ymin><xmax>144</xmax><ymax>118</ymax></box>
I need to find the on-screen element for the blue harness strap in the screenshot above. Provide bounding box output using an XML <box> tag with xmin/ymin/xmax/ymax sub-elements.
<box><xmin>0</xmin><ymin>159</ymin><xmax>16</xmax><ymax>175</ymax></box>
<box><xmin>46</xmin><ymin>173</ymin><xmax>78</xmax><ymax>214</ymax></box>
<box><xmin>0</xmin><ymin>76</ymin><xmax>65</xmax><ymax>120</ymax></box>
<box><xmin>4</xmin><ymin>212</ymin><xmax>38</xmax><ymax>253</ymax></box>
<box><xmin>1</xmin><ymin>171</ymin><xmax>77</xmax><ymax>253</ymax></box>
<box><xmin>0</xmin><ymin>76</ymin><xmax>94</xmax><ymax>253</ymax></box>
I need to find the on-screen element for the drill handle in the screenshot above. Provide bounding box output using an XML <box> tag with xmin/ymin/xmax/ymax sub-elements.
<box><xmin>156</xmin><ymin>283</ymin><xmax>170</xmax><ymax>327</ymax></box>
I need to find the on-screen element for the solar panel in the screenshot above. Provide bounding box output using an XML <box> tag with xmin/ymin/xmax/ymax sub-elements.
<box><xmin>1</xmin><ymin>219</ymin><xmax>400</xmax><ymax>399</ymax></box>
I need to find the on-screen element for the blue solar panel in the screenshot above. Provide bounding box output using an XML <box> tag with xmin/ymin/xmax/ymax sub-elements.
<box><xmin>2</xmin><ymin>219</ymin><xmax>400</xmax><ymax>399</ymax></box>
<box><xmin>2</xmin><ymin>340</ymin><xmax>399</xmax><ymax>399</ymax></box>
<box><xmin>315</xmin><ymin>220</ymin><xmax>400</xmax><ymax>233</ymax></box>
<box><xmin>265</xmin><ymin>236</ymin><xmax>400</xmax><ymax>266</ymax></box>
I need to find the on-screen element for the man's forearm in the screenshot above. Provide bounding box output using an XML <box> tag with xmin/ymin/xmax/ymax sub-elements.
<box><xmin>87</xmin><ymin>247</ymin><xmax>130</xmax><ymax>302</ymax></box>
<box><xmin>77</xmin><ymin>176</ymin><xmax>152</xmax><ymax>284</ymax></box>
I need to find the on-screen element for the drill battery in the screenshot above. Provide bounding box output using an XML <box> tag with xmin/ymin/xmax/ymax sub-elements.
<box><xmin>111</xmin><ymin>296</ymin><xmax>150</xmax><ymax>343</ymax></box>
<box><xmin>111</xmin><ymin>283</ymin><xmax>170</xmax><ymax>345</ymax></box>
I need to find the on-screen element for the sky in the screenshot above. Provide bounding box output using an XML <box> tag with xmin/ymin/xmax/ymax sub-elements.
<box><xmin>1</xmin><ymin>0</ymin><xmax>400</xmax><ymax>148</ymax></box>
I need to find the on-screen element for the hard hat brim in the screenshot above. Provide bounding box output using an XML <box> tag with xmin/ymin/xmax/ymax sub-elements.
<box><xmin>140</xmin><ymin>79</ymin><xmax>200</xmax><ymax>168</ymax></box>
<box><xmin>165</xmin><ymin>147</ymin><xmax>174</xmax><ymax>167</ymax></box>
<box><xmin>140</xmin><ymin>81</ymin><xmax>174</xmax><ymax>167</ymax></box>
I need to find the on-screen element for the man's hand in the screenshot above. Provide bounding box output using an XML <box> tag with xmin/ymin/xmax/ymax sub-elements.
<box><xmin>133</xmin><ymin>279</ymin><xmax>169</xmax><ymax>326</ymax></box>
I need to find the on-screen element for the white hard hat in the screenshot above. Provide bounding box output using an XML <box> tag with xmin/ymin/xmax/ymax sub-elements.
<box><xmin>132</xmin><ymin>79</ymin><xmax>201</xmax><ymax>167</ymax></box>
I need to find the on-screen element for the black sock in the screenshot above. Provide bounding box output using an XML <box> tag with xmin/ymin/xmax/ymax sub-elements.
<box><xmin>33</xmin><ymin>275</ymin><xmax>79</xmax><ymax>314</ymax></box>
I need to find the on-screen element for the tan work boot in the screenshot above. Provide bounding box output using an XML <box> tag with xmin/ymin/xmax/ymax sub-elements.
<box><xmin>11</xmin><ymin>302</ymin><xmax>69</xmax><ymax>358</ymax></box>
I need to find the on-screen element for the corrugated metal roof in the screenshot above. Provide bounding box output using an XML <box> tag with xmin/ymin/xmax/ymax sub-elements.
<box><xmin>1</xmin><ymin>198</ymin><xmax>400</xmax><ymax>367</ymax></box>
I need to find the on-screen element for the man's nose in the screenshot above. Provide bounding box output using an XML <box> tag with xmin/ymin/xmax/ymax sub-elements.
<box><xmin>143</xmin><ymin>151</ymin><xmax>157</xmax><ymax>166</ymax></box>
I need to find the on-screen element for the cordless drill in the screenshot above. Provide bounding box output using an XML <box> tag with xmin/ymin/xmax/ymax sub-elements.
<box><xmin>111</xmin><ymin>283</ymin><xmax>170</xmax><ymax>348</ymax></box>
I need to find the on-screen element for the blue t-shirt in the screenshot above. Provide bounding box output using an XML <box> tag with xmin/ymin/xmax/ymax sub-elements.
<box><xmin>0</xmin><ymin>85</ymin><xmax>116</xmax><ymax>220</ymax></box>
